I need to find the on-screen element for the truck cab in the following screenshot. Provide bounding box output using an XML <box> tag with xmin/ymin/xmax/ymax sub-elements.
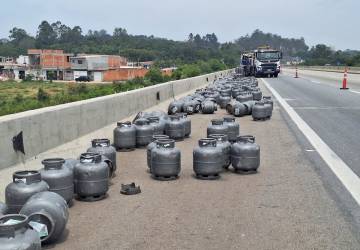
<box><xmin>254</xmin><ymin>46</ymin><xmax>282</xmax><ymax>77</ymax></box>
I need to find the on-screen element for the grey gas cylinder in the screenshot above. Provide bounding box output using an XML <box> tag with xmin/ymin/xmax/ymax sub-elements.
<box><xmin>232</xmin><ymin>101</ymin><xmax>248</xmax><ymax>117</ymax></box>
<box><xmin>87</xmin><ymin>138</ymin><xmax>117</xmax><ymax>177</ymax></box>
<box><xmin>0</xmin><ymin>214</ymin><xmax>41</xmax><ymax>250</ymax></box>
<box><xmin>20</xmin><ymin>191</ymin><xmax>69</xmax><ymax>244</ymax></box>
<box><xmin>151</xmin><ymin>139</ymin><xmax>181</xmax><ymax>181</ymax></box>
<box><xmin>218</xmin><ymin>94</ymin><xmax>231</xmax><ymax>109</ymax></box>
<box><xmin>183</xmin><ymin>100</ymin><xmax>199</xmax><ymax>115</ymax></box>
<box><xmin>39</xmin><ymin>158</ymin><xmax>74</xmax><ymax>204</ymax></box>
<box><xmin>113</xmin><ymin>121</ymin><xmax>136</xmax><ymax>151</ymax></box>
<box><xmin>63</xmin><ymin>158</ymin><xmax>79</xmax><ymax>173</ymax></box>
<box><xmin>148</xmin><ymin>116</ymin><xmax>165</xmax><ymax>135</ymax></box>
<box><xmin>252</xmin><ymin>89</ymin><xmax>262</xmax><ymax>101</ymax></box>
<box><xmin>168</xmin><ymin>100</ymin><xmax>183</xmax><ymax>115</ymax></box>
<box><xmin>177</xmin><ymin>113</ymin><xmax>191</xmax><ymax>138</ymax></box>
<box><xmin>134</xmin><ymin>118</ymin><xmax>154</xmax><ymax>147</ymax></box>
<box><xmin>209</xmin><ymin>134</ymin><xmax>231</xmax><ymax>169</ymax></box>
<box><xmin>147</xmin><ymin>135</ymin><xmax>170</xmax><ymax>170</ymax></box>
<box><xmin>223</xmin><ymin>117</ymin><xmax>240</xmax><ymax>143</ymax></box>
<box><xmin>201</xmin><ymin>101</ymin><xmax>216</xmax><ymax>114</ymax></box>
<box><xmin>74</xmin><ymin>153</ymin><xmax>109</xmax><ymax>201</ymax></box>
<box><xmin>243</xmin><ymin>100</ymin><xmax>256</xmax><ymax>115</ymax></box>
<box><xmin>263</xmin><ymin>96</ymin><xmax>273</xmax><ymax>118</ymax></box>
<box><xmin>5</xmin><ymin>171</ymin><xmax>49</xmax><ymax>214</ymax></box>
<box><xmin>193</xmin><ymin>138</ymin><xmax>223</xmax><ymax>180</ymax></box>
<box><xmin>165</xmin><ymin>115</ymin><xmax>185</xmax><ymax>141</ymax></box>
<box><xmin>236</xmin><ymin>92</ymin><xmax>253</xmax><ymax>103</ymax></box>
<box><xmin>0</xmin><ymin>202</ymin><xmax>7</xmax><ymax>216</ymax></box>
<box><xmin>231</xmin><ymin>135</ymin><xmax>260</xmax><ymax>174</ymax></box>
<box><xmin>252</xmin><ymin>101</ymin><xmax>268</xmax><ymax>121</ymax></box>
<box><xmin>207</xmin><ymin>119</ymin><xmax>228</xmax><ymax>137</ymax></box>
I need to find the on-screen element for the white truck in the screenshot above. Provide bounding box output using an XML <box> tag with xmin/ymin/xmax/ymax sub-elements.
<box><xmin>253</xmin><ymin>46</ymin><xmax>282</xmax><ymax>78</ymax></box>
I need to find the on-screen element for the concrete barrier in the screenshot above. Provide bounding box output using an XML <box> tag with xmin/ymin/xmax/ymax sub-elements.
<box><xmin>0</xmin><ymin>70</ymin><xmax>232</xmax><ymax>169</ymax></box>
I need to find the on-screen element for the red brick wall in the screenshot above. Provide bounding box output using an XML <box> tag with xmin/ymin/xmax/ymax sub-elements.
<box><xmin>108</xmin><ymin>56</ymin><xmax>127</xmax><ymax>69</ymax></box>
<box><xmin>161</xmin><ymin>68</ymin><xmax>174</xmax><ymax>76</ymax></box>
<box><xmin>103</xmin><ymin>68</ymin><xmax>148</xmax><ymax>81</ymax></box>
<box><xmin>40</xmin><ymin>54</ymin><xmax>71</xmax><ymax>69</ymax></box>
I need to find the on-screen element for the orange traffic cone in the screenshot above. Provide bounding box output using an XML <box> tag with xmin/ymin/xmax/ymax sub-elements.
<box><xmin>340</xmin><ymin>66</ymin><xmax>349</xmax><ymax>90</ymax></box>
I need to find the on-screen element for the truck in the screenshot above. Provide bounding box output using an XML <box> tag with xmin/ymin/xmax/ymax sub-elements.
<box><xmin>240</xmin><ymin>52</ymin><xmax>255</xmax><ymax>77</ymax></box>
<box><xmin>240</xmin><ymin>46</ymin><xmax>282</xmax><ymax>78</ymax></box>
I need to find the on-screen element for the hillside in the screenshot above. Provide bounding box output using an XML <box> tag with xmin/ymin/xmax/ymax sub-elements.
<box><xmin>1</xmin><ymin>21</ymin><xmax>359</xmax><ymax>66</ymax></box>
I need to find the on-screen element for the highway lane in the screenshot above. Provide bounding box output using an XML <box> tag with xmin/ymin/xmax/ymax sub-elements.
<box><xmin>282</xmin><ymin>68</ymin><xmax>360</xmax><ymax>92</ymax></box>
<box><xmin>263</xmin><ymin>73</ymin><xmax>360</xmax><ymax>235</ymax></box>
<box><xmin>265</xmin><ymin>73</ymin><xmax>360</xmax><ymax>177</ymax></box>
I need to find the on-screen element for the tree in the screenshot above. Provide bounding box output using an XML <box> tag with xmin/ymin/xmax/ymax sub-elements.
<box><xmin>113</xmin><ymin>27</ymin><xmax>127</xmax><ymax>37</ymax></box>
<box><xmin>309</xmin><ymin>44</ymin><xmax>333</xmax><ymax>59</ymax></box>
<box><xmin>9</xmin><ymin>28</ymin><xmax>29</xmax><ymax>44</ymax></box>
<box><xmin>51</xmin><ymin>21</ymin><xmax>63</xmax><ymax>39</ymax></box>
<box><xmin>47</xmin><ymin>71</ymin><xmax>55</xmax><ymax>83</ymax></box>
<box><xmin>193</xmin><ymin>34</ymin><xmax>202</xmax><ymax>47</ymax></box>
<box><xmin>8</xmin><ymin>27</ymin><xmax>35</xmax><ymax>54</ymax></box>
<box><xmin>203</xmin><ymin>33</ymin><xmax>219</xmax><ymax>48</ymax></box>
<box><xmin>36</xmin><ymin>21</ymin><xmax>57</xmax><ymax>47</ymax></box>
<box><xmin>234</xmin><ymin>29</ymin><xmax>308</xmax><ymax>57</ymax></box>
<box><xmin>188</xmin><ymin>33</ymin><xmax>194</xmax><ymax>42</ymax></box>
<box><xmin>4</xmin><ymin>21</ymin><xmax>356</xmax><ymax>68</ymax></box>
<box><xmin>18</xmin><ymin>37</ymin><xmax>36</xmax><ymax>52</ymax></box>
<box><xmin>70</xmin><ymin>26</ymin><xmax>83</xmax><ymax>42</ymax></box>
<box><xmin>181</xmin><ymin>64</ymin><xmax>201</xmax><ymax>78</ymax></box>
<box><xmin>145</xmin><ymin>68</ymin><xmax>163</xmax><ymax>84</ymax></box>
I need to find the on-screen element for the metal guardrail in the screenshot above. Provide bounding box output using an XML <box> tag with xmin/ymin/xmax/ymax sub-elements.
<box><xmin>283</xmin><ymin>65</ymin><xmax>360</xmax><ymax>74</ymax></box>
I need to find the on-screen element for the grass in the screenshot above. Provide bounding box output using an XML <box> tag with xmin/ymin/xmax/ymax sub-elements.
<box><xmin>0</xmin><ymin>80</ymin><xmax>147</xmax><ymax>116</ymax></box>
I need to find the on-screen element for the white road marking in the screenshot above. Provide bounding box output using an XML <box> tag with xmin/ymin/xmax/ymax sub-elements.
<box><xmin>262</xmin><ymin>78</ymin><xmax>360</xmax><ymax>206</ymax></box>
<box><xmin>305</xmin><ymin>149</ymin><xmax>316</xmax><ymax>152</ymax></box>
<box><xmin>311</xmin><ymin>80</ymin><xmax>321</xmax><ymax>84</ymax></box>
<box><xmin>283</xmin><ymin>98</ymin><xmax>297</xmax><ymax>101</ymax></box>
<box><xmin>294</xmin><ymin>106</ymin><xmax>360</xmax><ymax>110</ymax></box>
<box><xmin>350</xmin><ymin>90</ymin><xmax>360</xmax><ymax>95</ymax></box>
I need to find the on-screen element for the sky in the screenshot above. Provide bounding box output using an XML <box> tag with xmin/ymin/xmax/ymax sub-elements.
<box><xmin>1</xmin><ymin>0</ymin><xmax>359</xmax><ymax>50</ymax></box>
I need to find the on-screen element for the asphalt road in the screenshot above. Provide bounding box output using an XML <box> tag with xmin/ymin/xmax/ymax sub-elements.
<box><xmin>264</xmin><ymin>72</ymin><xmax>360</xmax><ymax>237</ymax></box>
<box><xmin>0</xmin><ymin>80</ymin><xmax>359</xmax><ymax>249</ymax></box>
<box><xmin>46</xmin><ymin>82</ymin><xmax>359</xmax><ymax>249</ymax></box>
<box><xmin>265</xmin><ymin>73</ymin><xmax>360</xmax><ymax>177</ymax></box>
<box><xmin>282</xmin><ymin>68</ymin><xmax>360</xmax><ymax>91</ymax></box>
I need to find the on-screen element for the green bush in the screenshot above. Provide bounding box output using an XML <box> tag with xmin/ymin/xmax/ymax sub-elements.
<box><xmin>196</xmin><ymin>61</ymin><xmax>212</xmax><ymax>74</ymax></box>
<box><xmin>128</xmin><ymin>77</ymin><xmax>145</xmax><ymax>85</ymax></box>
<box><xmin>47</xmin><ymin>72</ymin><xmax>55</xmax><ymax>83</ymax></box>
<box><xmin>37</xmin><ymin>88</ymin><xmax>49</xmax><ymax>101</ymax></box>
<box><xmin>145</xmin><ymin>68</ymin><xmax>163</xmax><ymax>84</ymax></box>
<box><xmin>14</xmin><ymin>94</ymin><xmax>24</xmax><ymax>103</ymax></box>
<box><xmin>24</xmin><ymin>74</ymin><xmax>34</xmax><ymax>82</ymax></box>
<box><xmin>171</xmin><ymin>69</ymin><xmax>182</xmax><ymax>80</ymax></box>
<box><xmin>67</xmin><ymin>83</ymin><xmax>88</xmax><ymax>95</ymax></box>
<box><xmin>209</xmin><ymin>59</ymin><xmax>226</xmax><ymax>71</ymax></box>
<box><xmin>180</xmin><ymin>64</ymin><xmax>201</xmax><ymax>78</ymax></box>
